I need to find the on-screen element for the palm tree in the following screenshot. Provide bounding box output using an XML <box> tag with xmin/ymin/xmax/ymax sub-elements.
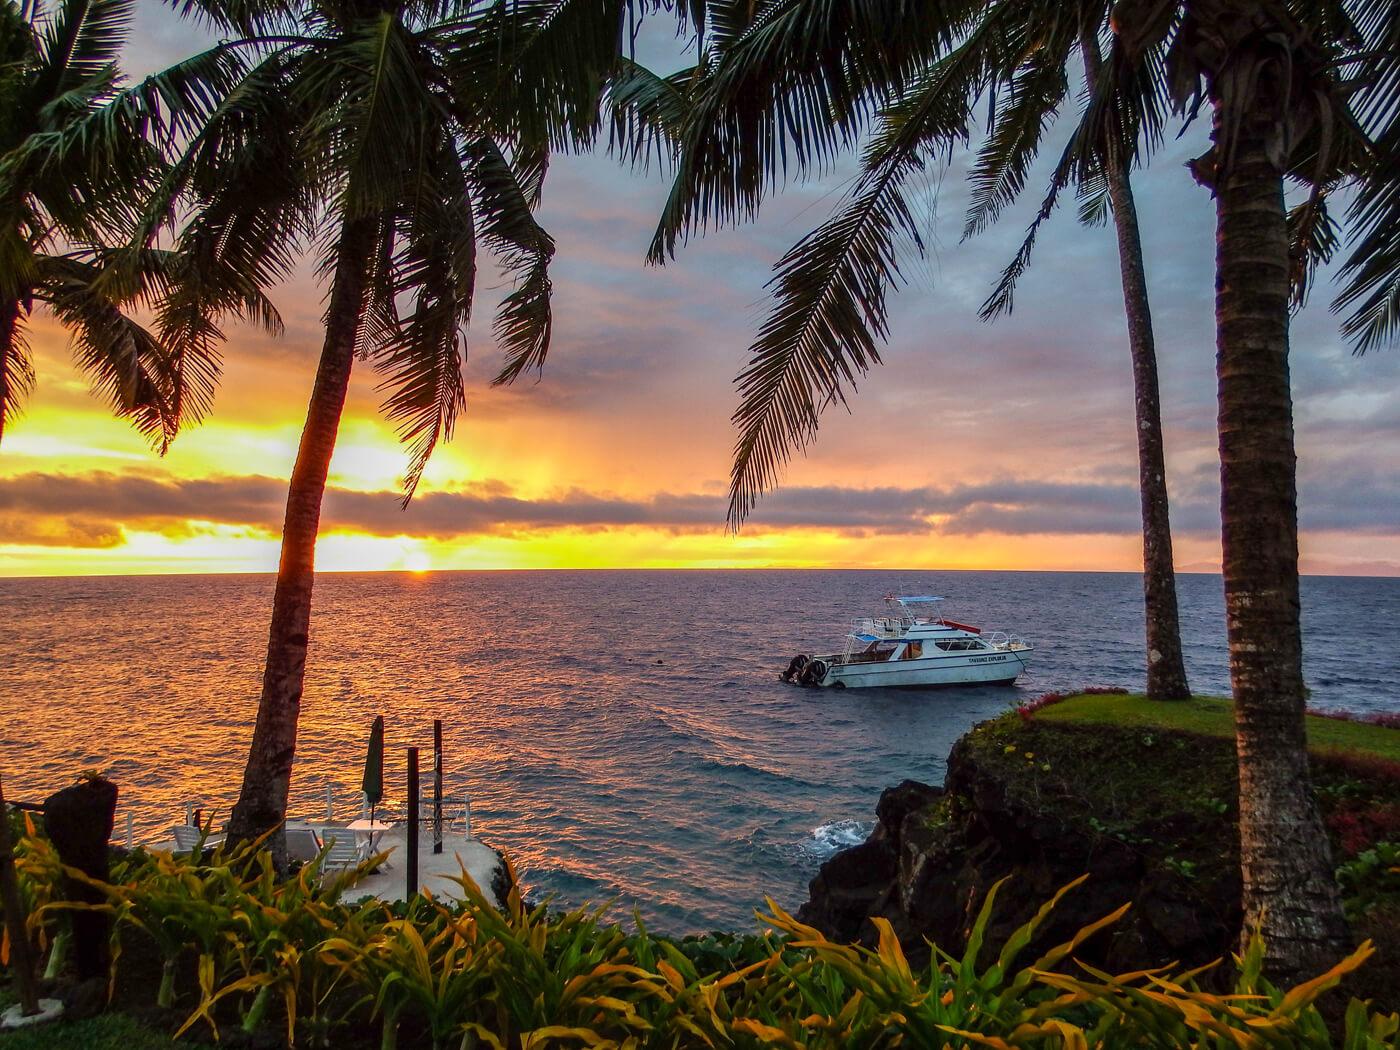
<box><xmin>160</xmin><ymin>0</ymin><xmax>635</xmax><ymax>856</ymax></box>
<box><xmin>973</xmin><ymin>15</ymin><xmax>1189</xmax><ymax>702</ymax></box>
<box><xmin>0</xmin><ymin>0</ymin><xmax>277</xmax><ymax>448</ymax></box>
<box><xmin>1109</xmin><ymin>0</ymin><xmax>1380</xmax><ymax>981</ymax></box>
<box><xmin>618</xmin><ymin>0</ymin><xmax>1396</xmax><ymax>978</ymax></box>
<box><xmin>614</xmin><ymin>0</ymin><xmax>1191</xmax><ymax>701</ymax></box>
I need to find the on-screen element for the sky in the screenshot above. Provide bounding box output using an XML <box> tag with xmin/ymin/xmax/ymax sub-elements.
<box><xmin>3</xmin><ymin>5</ymin><xmax>1400</xmax><ymax>577</ymax></box>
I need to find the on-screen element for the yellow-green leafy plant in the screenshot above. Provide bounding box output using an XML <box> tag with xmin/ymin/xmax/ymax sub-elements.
<box><xmin>59</xmin><ymin>829</ymin><xmax>272</xmax><ymax>1010</ymax></box>
<box><xmin>451</xmin><ymin>869</ymin><xmax>669</xmax><ymax>1050</ymax></box>
<box><xmin>321</xmin><ymin>894</ymin><xmax>475</xmax><ymax>1050</ymax></box>
<box><xmin>176</xmin><ymin>845</ymin><xmax>383</xmax><ymax>1042</ymax></box>
<box><xmin>7</xmin><ymin>814</ymin><xmax>64</xmax><ymax>973</ymax></box>
<box><xmin>11</xmin><ymin>815</ymin><xmax>1400</xmax><ymax>1049</ymax></box>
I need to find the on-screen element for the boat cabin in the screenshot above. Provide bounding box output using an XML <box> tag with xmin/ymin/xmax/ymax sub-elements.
<box><xmin>842</xmin><ymin>597</ymin><xmax>1000</xmax><ymax>663</ymax></box>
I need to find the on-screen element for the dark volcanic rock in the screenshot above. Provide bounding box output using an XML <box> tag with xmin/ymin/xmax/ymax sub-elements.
<box><xmin>797</xmin><ymin>780</ymin><xmax>941</xmax><ymax>942</ymax></box>
<box><xmin>876</xmin><ymin>779</ymin><xmax>943</xmax><ymax>833</ymax></box>
<box><xmin>798</xmin><ymin>734</ymin><xmax>1243</xmax><ymax>973</ymax></box>
<box><xmin>798</xmin><ymin>836</ymin><xmax>900</xmax><ymax>941</ymax></box>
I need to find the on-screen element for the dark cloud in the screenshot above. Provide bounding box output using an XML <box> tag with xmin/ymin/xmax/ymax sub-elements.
<box><xmin>0</xmin><ymin>515</ymin><xmax>123</xmax><ymax>549</ymax></box>
<box><xmin>4</xmin><ymin>469</ymin><xmax>1393</xmax><ymax>549</ymax></box>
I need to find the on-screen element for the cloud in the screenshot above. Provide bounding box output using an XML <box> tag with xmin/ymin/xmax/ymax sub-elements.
<box><xmin>0</xmin><ymin>515</ymin><xmax>123</xmax><ymax>548</ymax></box>
<box><xmin>6</xmin><ymin>468</ymin><xmax>1392</xmax><ymax>551</ymax></box>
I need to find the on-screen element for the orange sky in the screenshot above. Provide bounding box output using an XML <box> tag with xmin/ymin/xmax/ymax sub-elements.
<box><xmin>4</xmin><ymin>7</ymin><xmax>1400</xmax><ymax>578</ymax></box>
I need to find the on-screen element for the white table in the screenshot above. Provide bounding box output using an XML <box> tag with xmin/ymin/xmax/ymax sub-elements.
<box><xmin>346</xmin><ymin>818</ymin><xmax>396</xmax><ymax>859</ymax></box>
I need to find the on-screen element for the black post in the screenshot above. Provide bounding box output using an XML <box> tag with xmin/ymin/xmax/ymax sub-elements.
<box><xmin>433</xmin><ymin>719</ymin><xmax>443</xmax><ymax>855</ymax></box>
<box><xmin>43</xmin><ymin>776</ymin><xmax>117</xmax><ymax>982</ymax></box>
<box><xmin>406</xmin><ymin>748</ymin><xmax>419</xmax><ymax>899</ymax></box>
<box><xmin>0</xmin><ymin>774</ymin><xmax>41</xmax><ymax>1017</ymax></box>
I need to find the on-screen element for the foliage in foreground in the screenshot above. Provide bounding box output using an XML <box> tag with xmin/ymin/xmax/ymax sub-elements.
<box><xmin>6</xmin><ymin>825</ymin><xmax>1400</xmax><ymax>1049</ymax></box>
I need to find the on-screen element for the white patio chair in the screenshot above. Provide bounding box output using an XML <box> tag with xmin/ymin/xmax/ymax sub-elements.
<box><xmin>170</xmin><ymin>824</ymin><xmax>224</xmax><ymax>853</ymax></box>
<box><xmin>285</xmin><ymin>826</ymin><xmax>321</xmax><ymax>865</ymax></box>
<box><xmin>317</xmin><ymin>829</ymin><xmax>365</xmax><ymax>873</ymax></box>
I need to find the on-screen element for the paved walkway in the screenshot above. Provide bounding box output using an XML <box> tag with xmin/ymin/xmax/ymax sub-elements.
<box><xmin>345</xmin><ymin>827</ymin><xmax>505</xmax><ymax>906</ymax></box>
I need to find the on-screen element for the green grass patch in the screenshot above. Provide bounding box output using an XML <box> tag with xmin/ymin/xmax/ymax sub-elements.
<box><xmin>1034</xmin><ymin>693</ymin><xmax>1400</xmax><ymax>763</ymax></box>
<box><xmin>0</xmin><ymin>1014</ymin><xmax>172</xmax><ymax>1048</ymax></box>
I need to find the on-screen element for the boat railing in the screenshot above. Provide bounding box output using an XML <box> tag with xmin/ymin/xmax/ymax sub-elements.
<box><xmin>851</xmin><ymin>615</ymin><xmax>906</xmax><ymax>637</ymax></box>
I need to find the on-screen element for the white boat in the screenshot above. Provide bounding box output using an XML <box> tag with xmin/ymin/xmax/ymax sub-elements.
<box><xmin>780</xmin><ymin>596</ymin><xmax>1033</xmax><ymax>689</ymax></box>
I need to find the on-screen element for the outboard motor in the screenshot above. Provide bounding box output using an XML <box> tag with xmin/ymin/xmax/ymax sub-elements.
<box><xmin>799</xmin><ymin>658</ymin><xmax>828</xmax><ymax>687</ymax></box>
<box><xmin>781</xmin><ymin>654</ymin><xmax>810</xmax><ymax>683</ymax></box>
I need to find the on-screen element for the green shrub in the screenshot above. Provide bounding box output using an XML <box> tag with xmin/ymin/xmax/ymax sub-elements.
<box><xmin>8</xmin><ymin>827</ymin><xmax>1400</xmax><ymax>1049</ymax></box>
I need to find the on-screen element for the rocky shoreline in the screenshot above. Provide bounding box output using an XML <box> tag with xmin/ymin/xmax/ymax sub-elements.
<box><xmin>798</xmin><ymin>750</ymin><xmax>1239</xmax><ymax>973</ymax></box>
<box><xmin>795</xmin><ymin>700</ymin><xmax>1399</xmax><ymax>1006</ymax></box>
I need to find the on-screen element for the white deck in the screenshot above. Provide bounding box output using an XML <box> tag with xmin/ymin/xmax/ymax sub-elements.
<box><xmin>344</xmin><ymin>826</ymin><xmax>505</xmax><ymax>906</ymax></box>
<box><xmin>155</xmin><ymin>821</ymin><xmax>507</xmax><ymax>909</ymax></box>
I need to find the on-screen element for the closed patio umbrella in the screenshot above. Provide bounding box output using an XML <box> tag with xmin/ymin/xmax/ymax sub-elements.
<box><xmin>361</xmin><ymin>716</ymin><xmax>384</xmax><ymax>822</ymax></box>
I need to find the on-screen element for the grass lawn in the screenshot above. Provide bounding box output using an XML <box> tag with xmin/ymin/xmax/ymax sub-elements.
<box><xmin>0</xmin><ymin>985</ymin><xmax>171</xmax><ymax>1048</ymax></box>
<box><xmin>1034</xmin><ymin>692</ymin><xmax>1400</xmax><ymax>763</ymax></box>
<box><xmin>0</xmin><ymin>1014</ymin><xmax>173</xmax><ymax>1049</ymax></box>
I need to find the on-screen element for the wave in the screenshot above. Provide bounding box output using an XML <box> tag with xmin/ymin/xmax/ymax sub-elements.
<box><xmin>806</xmin><ymin>819</ymin><xmax>873</xmax><ymax>859</ymax></box>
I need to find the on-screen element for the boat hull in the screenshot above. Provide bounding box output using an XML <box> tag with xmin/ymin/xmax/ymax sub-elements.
<box><xmin>818</xmin><ymin>649</ymin><xmax>1030</xmax><ymax>689</ymax></box>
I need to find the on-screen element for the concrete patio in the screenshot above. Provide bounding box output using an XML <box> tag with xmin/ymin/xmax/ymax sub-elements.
<box><xmin>344</xmin><ymin>825</ymin><xmax>504</xmax><ymax>906</ymax></box>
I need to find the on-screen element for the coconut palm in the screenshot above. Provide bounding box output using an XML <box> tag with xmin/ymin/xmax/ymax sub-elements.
<box><xmin>157</xmin><ymin>0</ymin><xmax>636</xmax><ymax>855</ymax></box>
<box><xmin>988</xmin><ymin>22</ymin><xmax>1191</xmax><ymax>702</ymax></box>
<box><xmin>618</xmin><ymin>0</ymin><xmax>1396</xmax><ymax>978</ymax></box>
<box><xmin>1105</xmin><ymin>0</ymin><xmax>1389</xmax><ymax>981</ymax></box>
<box><xmin>0</xmin><ymin>0</ymin><xmax>278</xmax><ymax>449</ymax></box>
<box><xmin>613</xmin><ymin>0</ymin><xmax>1191</xmax><ymax>701</ymax></box>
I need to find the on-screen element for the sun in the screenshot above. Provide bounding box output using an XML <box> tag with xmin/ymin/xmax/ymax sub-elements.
<box><xmin>404</xmin><ymin>551</ymin><xmax>432</xmax><ymax>574</ymax></box>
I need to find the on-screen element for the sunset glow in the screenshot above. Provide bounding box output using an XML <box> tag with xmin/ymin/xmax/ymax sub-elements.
<box><xmin>3</xmin><ymin>5</ymin><xmax>1399</xmax><ymax>580</ymax></box>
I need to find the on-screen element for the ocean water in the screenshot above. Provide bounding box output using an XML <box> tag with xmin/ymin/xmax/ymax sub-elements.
<box><xmin>3</xmin><ymin>569</ymin><xmax>1398</xmax><ymax>933</ymax></box>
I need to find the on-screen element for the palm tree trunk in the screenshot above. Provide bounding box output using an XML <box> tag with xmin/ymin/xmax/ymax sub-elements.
<box><xmin>1080</xmin><ymin>32</ymin><xmax>1190</xmax><ymax>701</ymax></box>
<box><xmin>227</xmin><ymin>216</ymin><xmax>375</xmax><ymax>858</ymax></box>
<box><xmin>1209</xmin><ymin>97</ymin><xmax>1349</xmax><ymax>980</ymax></box>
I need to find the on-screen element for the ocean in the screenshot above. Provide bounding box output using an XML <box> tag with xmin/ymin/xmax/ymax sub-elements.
<box><xmin>3</xmin><ymin>569</ymin><xmax>1398</xmax><ymax>933</ymax></box>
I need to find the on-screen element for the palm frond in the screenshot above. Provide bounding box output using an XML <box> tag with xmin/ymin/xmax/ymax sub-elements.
<box><xmin>728</xmin><ymin>148</ymin><xmax>924</xmax><ymax>528</ymax></box>
<box><xmin>373</xmin><ymin>136</ymin><xmax>476</xmax><ymax>499</ymax></box>
<box><xmin>977</xmin><ymin>147</ymin><xmax>1074</xmax><ymax>320</ymax></box>
<box><xmin>445</xmin><ymin>0</ymin><xmax>626</xmax><ymax>153</ymax></box>
<box><xmin>125</xmin><ymin>41</ymin><xmax>258</xmax><ymax>148</ymax></box>
<box><xmin>1075</xmin><ymin>169</ymin><xmax>1111</xmax><ymax>226</ymax></box>
<box><xmin>150</xmin><ymin>246</ymin><xmax>284</xmax><ymax>423</ymax></box>
<box><xmin>979</xmin><ymin>23</ymin><xmax>1172</xmax><ymax>319</ymax></box>
<box><xmin>162</xmin><ymin>54</ymin><xmax>316</xmax><ymax>294</ymax></box>
<box><xmin>605</xmin><ymin>56</ymin><xmax>694</xmax><ymax>173</ymax></box>
<box><xmin>34</xmin><ymin>0</ymin><xmax>130</xmax><ymax>102</ymax></box>
<box><xmin>962</xmin><ymin>50</ymin><xmax>1070</xmax><ymax>240</ymax></box>
<box><xmin>1288</xmin><ymin>189</ymin><xmax>1339</xmax><ymax>311</ymax></box>
<box><xmin>725</xmin><ymin>8</ymin><xmax>1042</xmax><ymax>526</ymax></box>
<box><xmin>1333</xmin><ymin>0</ymin><xmax>1400</xmax><ymax>351</ymax></box>
<box><xmin>468</xmin><ymin>137</ymin><xmax>556</xmax><ymax>385</ymax></box>
<box><xmin>35</xmin><ymin>253</ymin><xmax>177</xmax><ymax>449</ymax></box>
<box><xmin>0</xmin><ymin>311</ymin><xmax>37</xmax><ymax>443</ymax></box>
<box><xmin>164</xmin><ymin>0</ymin><xmax>299</xmax><ymax>39</ymax></box>
<box><xmin>510</xmin><ymin>138</ymin><xmax>549</xmax><ymax>208</ymax></box>
<box><xmin>300</xmin><ymin>12</ymin><xmax>435</xmax><ymax>221</ymax></box>
<box><xmin>646</xmin><ymin>0</ymin><xmax>985</xmax><ymax>264</ymax></box>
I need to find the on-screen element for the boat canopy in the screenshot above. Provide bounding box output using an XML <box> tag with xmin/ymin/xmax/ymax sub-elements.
<box><xmin>893</xmin><ymin>595</ymin><xmax>944</xmax><ymax>604</ymax></box>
